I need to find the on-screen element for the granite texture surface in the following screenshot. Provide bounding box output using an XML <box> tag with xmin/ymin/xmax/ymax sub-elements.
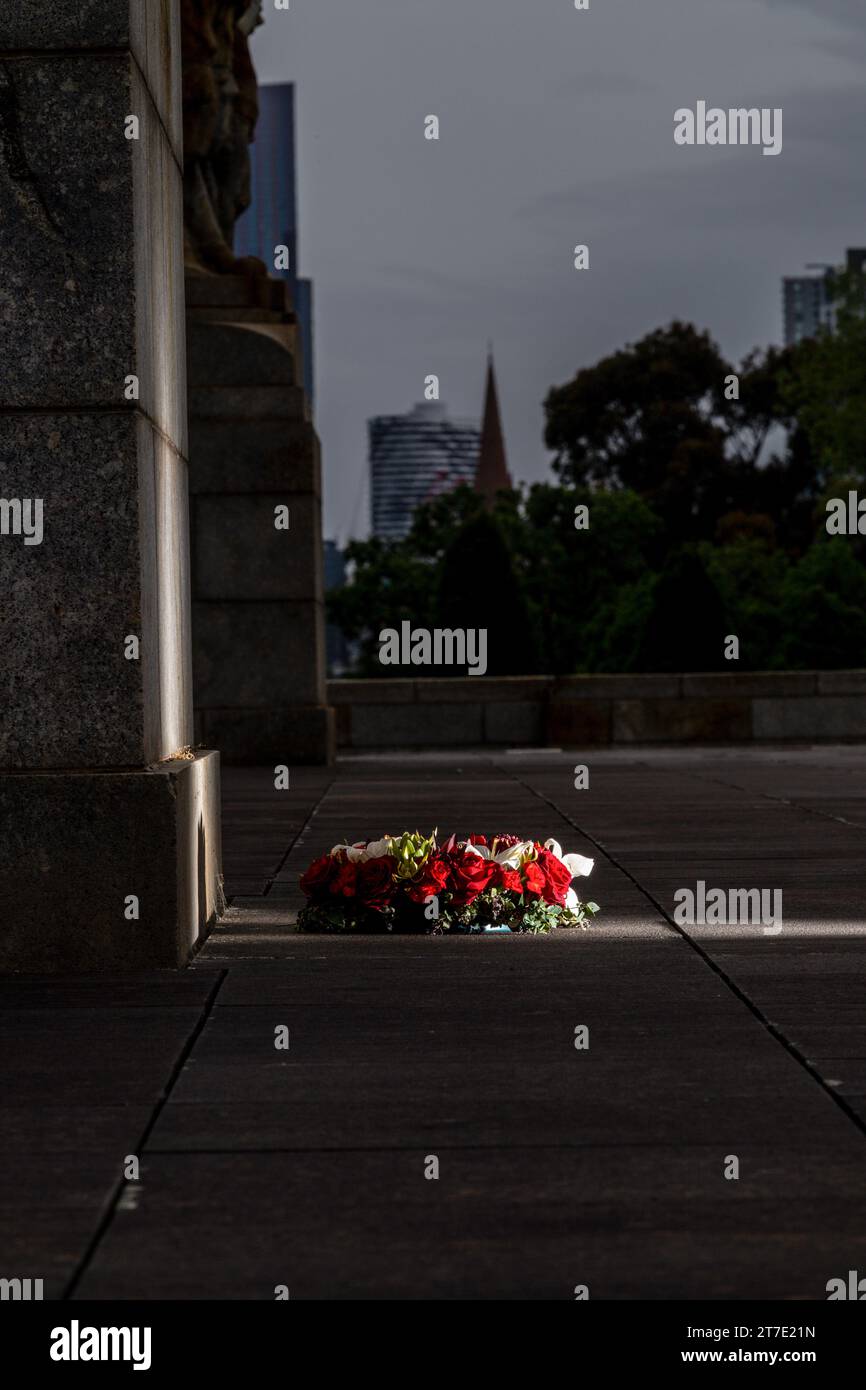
<box><xmin>0</xmin><ymin>412</ymin><xmax>146</xmax><ymax>767</ymax></box>
<box><xmin>0</xmin><ymin>752</ymin><xmax>222</xmax><ymax>972</ymax></box>
<box><xmin>0</xmin><ymin>50</ymin><xmax>184</xmax><ymax>452</ymax></box>
<box><xmin>196</xmin><ymin>706</ymin><xmax>336</xmax><ymax>766</ymax></box>
<box><xmin>187</xmin><ymin>278</ymin><xmax>331</xmax><ymax>762</ymax></box>
<box><xmin>187</xmin><ymin>321</ymin><xmax>298</xmax><ymax>388</ymax></box>
<box><xmin>0</xmin><ymin>413</ymin><xmax>192</xmax><ymax>767</ymax></box>
<box><xmin>193</xmin><ymin>601</ymin><xmax>327</xmax><ymax>709</ymax></box>
<box><xmin>189</xmin><ymin>418</ymin><xmax>320</xmax><ymax>495</ymax></box>
<box><xmin>1</xmin><ymin>0</ymin><xmax>125</xmax><ymax>49</ymax></box>
<box><xmin>0</xmin><ymin>1</ymin><xmax>182</xmax><ymax>159</ymax></box>
<box><xmin>193</xmin><ymin>494</ymin><xmax>321</xmax><ymax>603</ymax></box>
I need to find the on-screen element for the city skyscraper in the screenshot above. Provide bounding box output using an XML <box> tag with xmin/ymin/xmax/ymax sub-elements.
<box><xmin>235</xmin><ymin>82</ymin><xmax>315</xmax><ymax>406</ymax></box>
<box><xmin>782</xmin><ymin>247</ymin><xmax>866</xmax><ymax>346</ymax></box>
<box><xmin>369</xmin><ymin>401</ymin><xmax>481</xmax><ymax>541</ymax></box>
<box><xmin>782</xmin><ymin>274</ymin><xmax>831</xmax><ymax>347</ymax></box>
<box><xmin>368</xmin><ymin>353</ymin><xmax>516</xmax><ymax>540</ymax></box>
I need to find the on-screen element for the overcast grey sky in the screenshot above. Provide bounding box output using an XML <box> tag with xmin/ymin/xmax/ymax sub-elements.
<box><xmin>250</xmin><ymin>0</ymin><xmax>866</xmax><ymax>542</ymax></box>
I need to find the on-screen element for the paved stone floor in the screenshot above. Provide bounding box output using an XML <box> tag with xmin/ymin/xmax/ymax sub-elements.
<box><xmin>3</xmin><ymin>746</ymin><xmax>866</xmax><ymax>1299</ymax></box>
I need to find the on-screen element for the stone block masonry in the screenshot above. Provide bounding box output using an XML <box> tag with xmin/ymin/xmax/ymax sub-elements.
<box><xmin>187</xmin><ymin>275</ymin><xmax>335</xmax><ymax>765</ymax></box>
<box><xmin>329</xmin><ymin>672</ymin><xmax>866</xmax><ymax>749</ymax></box>
<box><xmin>1</xmin><ymin>754</ymin><xmax>222</xmax><ymax>972</ymax></box>
<box><xmin>0</xmin><ymin>1</ymin><xmax>223</xmax><ymax>970</ymax></box>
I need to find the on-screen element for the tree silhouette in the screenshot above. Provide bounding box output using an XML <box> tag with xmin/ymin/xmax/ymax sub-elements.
<box><xmin>634</xmin><ymin>547</ymin><xmax>728</xmax><ymax>673</ymax></box>
<box><xmin>437</xmin><ymin>512</ymin><xmax>541</xmax><ymax>675</ymax></box>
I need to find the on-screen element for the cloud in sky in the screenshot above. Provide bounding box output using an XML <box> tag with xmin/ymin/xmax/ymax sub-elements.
<box><xmin>251</xmin><ymin>0</ymin><xmax>864</xmax><ymax>541</ymax></box>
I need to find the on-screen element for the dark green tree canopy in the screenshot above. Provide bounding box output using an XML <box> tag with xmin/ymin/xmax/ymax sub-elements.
<box><xmin>330</xmin><ymin>313</ymin><xmax>861</xmax><ymax>676</ymax></box>
<box><xmin>543</xmin><ymin>321</ymin><xmax>810</xmax><ymax>543</ymax></box>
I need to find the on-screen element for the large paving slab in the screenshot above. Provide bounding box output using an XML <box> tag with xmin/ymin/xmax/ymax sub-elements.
<box><xmin>74</xmin><ymin>1147</ymin><xmax>866</xmax><ymax>1300</ymax></box>
<box><xmin>0</xmin><ymin>972</ymin><xmax>220</xmax><ymax>1296</ymax></box>
<box><xmin>4</xmin><ymin>748</ymin><xmax>866</xmax><ymax>1299</ymax></box>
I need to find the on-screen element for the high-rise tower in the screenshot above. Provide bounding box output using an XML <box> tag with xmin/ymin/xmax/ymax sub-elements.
<box><xmin>369</xmin><ymin>402</ymin><xmax>480</xmax><ymax>541</ymax></box>
<box><xmin>235</xmin><ymin>82</ymin><xmax>315</xmax><ymax>407</ymax></box>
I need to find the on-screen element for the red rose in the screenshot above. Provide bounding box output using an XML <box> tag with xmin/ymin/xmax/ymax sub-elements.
<box><xmin>469</xmin><ymin>834</ymin><xmax>488</xmax><ymax>847</ymax></box>
<box><xmin>357</xmin><ymin>856</ymin><xmax>396</xmax><ymax>912</ymax></box>
<box><xmin>447</xmin><ymin>849</ymin><xmax>497</xmax><ymax>908</ymax></box>
<box><xmin>330</xmin><ymin>861</ymin><xmax>358</xmax><ymax>897</ymax></box>
<box><xmin>407</xmin><ymin>855</ymin><xmax>450</xmax><ymax>904</ymax></box>
<box><xmin>522</xmin><ymin>861</ymin><xmax>547</xmax><ymax>898</ymax></box>
<box><xmin>299</xmin><ymin>854</ymin><xmax>336</xmax><ymax>898</ymax></box>
<box><xmin>491</xmin><ymin>862</ymin><xmax>523</xmax><ymax>895</ymax></box>
<box><xmin>535</xmin><ymin>848</ymin><xmax>572</xmax><ymax>906</ymax></box>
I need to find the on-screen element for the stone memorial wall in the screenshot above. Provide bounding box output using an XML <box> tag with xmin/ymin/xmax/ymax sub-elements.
<box><xmin>0</xmin><ymin>0</ymin><xmax>223</xmax><ymax>970</ymax></box>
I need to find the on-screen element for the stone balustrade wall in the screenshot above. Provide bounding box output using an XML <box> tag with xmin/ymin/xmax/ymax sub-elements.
<box><xmin>328</xmin><ymin>672</ymin><xmax>866</xmax><ymax>749</ymax></box>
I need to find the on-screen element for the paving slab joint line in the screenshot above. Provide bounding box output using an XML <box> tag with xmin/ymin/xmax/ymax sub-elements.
<box><xmin>680</xmin><ymin>764</ymin><xmax>866</xmax><ymax>832</ymax></box>
<box><xmin>144</xmin><ymin>1139</ymin><xmax>754</xmax><ymax>1157</ymax></box>
<box><xmin>514</xmin><ymin>772</ymin><xmax>866</xmax><ymax>1146</ymax></box>
<box><xmin>59</xmin><ymin>969</ymin><xmax>228</xmax><ymax>1300</ymax></box>
<box><xmin>262</xmin><ymin>774</ymin><xmax>338</xmax><ymax>897</ymax></box>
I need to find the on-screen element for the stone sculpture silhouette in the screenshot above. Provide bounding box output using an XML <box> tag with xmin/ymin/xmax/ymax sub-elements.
<box><xmin>181</xmin><ymin>0</ymin><xmax>268</xmax><ymax>275</ymax></box>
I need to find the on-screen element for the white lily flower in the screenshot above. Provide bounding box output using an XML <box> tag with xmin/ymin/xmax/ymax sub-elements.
<box><xmin>364</xmin><ymin>837</ymin><xmax>392</xmax><ymax>860</ymax></box>
<box><xmin>329</xmin><ymin>841</ymin><xmax>367</xmax><ymax>862</ymax></box>
<box><xmin>544</xmin><ymin>838</ymin><xmax>594</xmax><ymax>879</ymax></box>
<box><xmin>494</xmin><ymin>840</ymin><xmax>534</xmax><ymax>868</ymax></box>
<box><xmin>565</xmin><ymin>887</ymin><xmax>580</xmax><ymax>911</ymax></box>
<box><xmin>563</xmin><ymin>852</ymin><xmax>594</xmax><ymax>878</ymax></box>
<box><xmin>462</xmin><ymin>840</ymin><xmax>534</xmax><ymax>867</ymax></box>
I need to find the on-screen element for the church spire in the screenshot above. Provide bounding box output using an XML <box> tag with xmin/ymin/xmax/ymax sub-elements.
<box><xmin>475</xmin><ymin>348</ymin><xmax>512</xmax><ymax>504</ymax></box>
